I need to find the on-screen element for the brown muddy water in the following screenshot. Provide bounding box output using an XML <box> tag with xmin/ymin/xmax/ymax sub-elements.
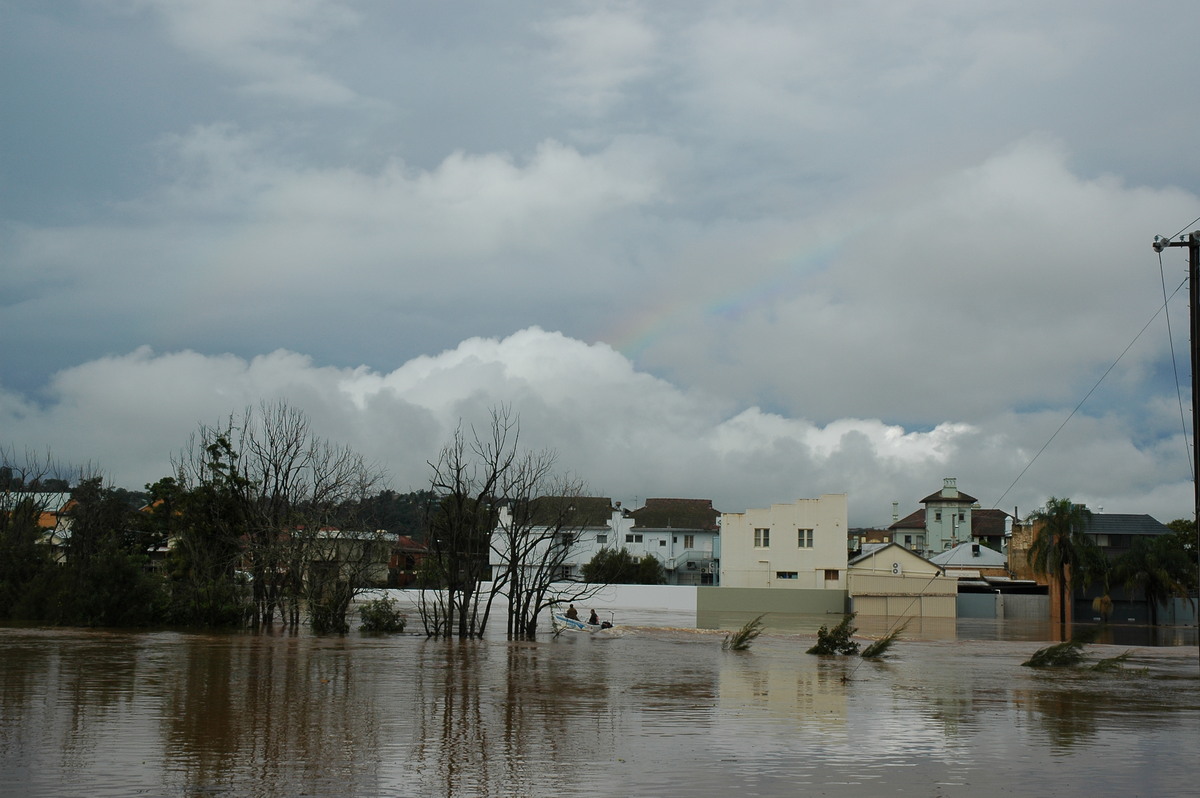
<box><xmin>1</xmin><ymin>608</ymin><xmax>1197</xmax><ymax>797</ymax></box>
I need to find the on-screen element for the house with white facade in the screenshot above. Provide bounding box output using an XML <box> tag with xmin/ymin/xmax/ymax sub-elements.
<box><xmin>488</xmin><ymin>496</ymin><xmax>620</xmax><ymax>582</ymax></box>
<box><xmin>624</xmin><ymin>498</ymin><xmax>720</xmax><ymax>586</ymax></box>
<box><xmin>488</xmin><ymin>496</ymin><xmax>723</xmax><ymax>586</ymax></box>
<box><xmin>697</xmin><ymin>495</ymin><xmax>849</xmax><ymax>616</ymax></box>
<box><xmin>719</xmin><ymin>494</ymin><xmax>848</xmax><ymax>590</ymax></box>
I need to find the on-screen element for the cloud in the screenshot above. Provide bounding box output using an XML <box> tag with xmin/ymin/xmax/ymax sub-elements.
<box><xmin>538</xmin><ymin>5</ymin><xmax>658</xmax><ymax>116</ymax></box>
<box><xmin>0</xmin><ymin>329</ymin><xmax>1190</xmax><ymax>525</ymax></box>
<box><xmin>4</xmin><ymin>2</ymin><xmax>1198</xmax><ymax>529</ymax></box>
<box><xmin>129</xmin><ymin>0</ymin><xmax>362</xmax><ymax>105</ymax></box>
<box><xmin>628</xmin><ymin>136</ymin><xmax>1196</xmax><ymax>425</ymax></box>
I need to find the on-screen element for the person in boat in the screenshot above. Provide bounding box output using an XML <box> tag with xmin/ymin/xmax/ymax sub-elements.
<box><xmin>565</xmin><ymin>604</ymin><xmax>579</xmax><ymax>621</ymax></box>
<box><xmin>588</xmin><ymin>609</ymin><xmax>599</xmax><ymax>625</ymax></box>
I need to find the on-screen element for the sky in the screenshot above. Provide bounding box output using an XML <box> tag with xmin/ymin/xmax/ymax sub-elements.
<box><xmin>3</xmin><ymin>1</ymin><xmax>1199</xmax><ymax>527</ymax></box>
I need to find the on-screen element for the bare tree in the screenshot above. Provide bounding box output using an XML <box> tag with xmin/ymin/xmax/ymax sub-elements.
<box><xmin>419</xmin><ymin>410</ymin><xmax>515</xmax><ymax>638</ymax></box>
<box><xmin>174</xmin><ymin>401</ymin><xmax>386</xmax><ymax>631</ymax></box>
<box><xmin>418</xmin><ymin>407</ymin><xmax>602</xmax><ymax>639</ymax></box>
<box><xmin>493</xmin><ymin>458</ymin><xmax>602</xmax><ymax>638</ymax></box>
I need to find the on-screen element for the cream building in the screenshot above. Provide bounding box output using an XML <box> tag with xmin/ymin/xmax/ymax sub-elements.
<box><xmin>719</xmin><ymin>494</ymin><xmax>848</xmax><ymax>590</ymax></box>
<box><xmin>848</xmin><ymin>542</ymin><xmax>957</xmax><ymax>618</ymax></box>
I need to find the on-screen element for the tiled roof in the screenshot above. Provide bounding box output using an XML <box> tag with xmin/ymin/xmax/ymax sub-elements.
<box><xmin>920</xmin><ymin>488</ymin><xmax>978</xmax><ymax>504</ymax></box>
<box><xmin>1083</xmin><ymin>514</ymin><xmax>1171</xmax><ymax>537</ymax></box>
<box><xmin>395</xmin><ymin>535</ymin><xmax>429</xmax><ymax>552</ymax></box>
<box><xmin>513</xmin><ymin>496</ymin><xmax>614</xmax><ymax>527</ymax></box>
<box><xmin>889</xmin><ymin>509</ymin><xmax>926</xmax><ymax>530</ymax></box>
<box><xmin>970</xmin><ymin>508</ymin><xmax>1012</xmax><ymax>538</ymax></box>
<box><xmin>628</xmin><ymin>498</ymin><xmax>720</xmax><ymax>531</ymax></box>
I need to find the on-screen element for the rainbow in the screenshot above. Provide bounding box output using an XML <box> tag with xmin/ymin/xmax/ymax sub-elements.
<box><xmin>605</xmin><ymin>230</ymin><xmax>850</xmax><ymax>359</ymax></box>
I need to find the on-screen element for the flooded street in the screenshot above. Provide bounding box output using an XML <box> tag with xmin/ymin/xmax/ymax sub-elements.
<box><xmin>1</xmin><ymin>611</ymin><xmax>1197</xmax><ymax>797</ymax></box>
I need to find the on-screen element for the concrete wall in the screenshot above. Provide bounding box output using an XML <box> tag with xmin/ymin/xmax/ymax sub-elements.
<box><xmin>697</xmin><ymin>586</ymin><xmax>847</xmax><ymax>615</ymax></box>
<box><xmin>957</xmin><ymin>593</ymin><xmax>1047</xmax><ymax>620</ymax></box>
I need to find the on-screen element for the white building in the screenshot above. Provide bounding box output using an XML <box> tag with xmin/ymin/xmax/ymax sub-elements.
<box><xmin>624</xmin><ymin>498</ymin><xmax>721</xmax><ymax>586</ymax></box>
<box><xmin>487</xmin><ymin>497</ymin><xmax>723</xmax><ymax>585</ymax></box>
<box><xmin>719</xmin><ymin>494</ymin><xmax>848</xmax><ymax>590</ymax></box>
<box><xmin>488</xmin><ymin>497</ymin><xmax>620</xmax><ymax>582</ymax></box>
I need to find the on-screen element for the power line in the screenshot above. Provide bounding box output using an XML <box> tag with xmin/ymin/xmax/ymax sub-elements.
<box><xmin>1170</xmin><ymin>214</ymin><xmax>1200</xmax><ymax>240</ymax></box>
<box><xmin>992</xmin><ymin>276</ymin><xmax>1187</xmax><ymax>509</ymax></box>
<box><xmin>1159</xmin><ymin>249</ymin><xmax>1194</xmax><ymax>481</ymax></box>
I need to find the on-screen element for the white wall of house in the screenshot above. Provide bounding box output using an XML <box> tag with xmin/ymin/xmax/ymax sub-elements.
<box><xmin>488</xmin><ymin>505</ymin><xmax>624</xmax><ymax>580</ymax></box>
<box><xmin>488</xmin><ymin>505</ymin><xmax>720</xmax><ymax>585</ymax></box>
<box><xmin>719</xmin><ymin>494</ymin><xmax>848</xmax><ymax>590</ymax></box>
<box><xmin>621</xmin><ymin>524</ymin><xmax>719</xmax><ymax>584</ymax></box>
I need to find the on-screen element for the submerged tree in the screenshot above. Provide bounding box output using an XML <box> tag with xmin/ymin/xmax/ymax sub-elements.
<box><xmin>171</xmin><ymin>401</ymin><xmax>386</xmax><ymax>631</ymax></box>
<box><xmin>494</xmin><ymin>473</ymin><xmax>604</xmax><ymax>639</ymax></box>
<box><xmin>1110</xmin><ymin>535</ymin><xmax>1190</xmax><ymax>626</ymax></box>
<box><xmin>807</xmin><ymin>613</ymin><xmax>860</xmax><ymax>655</ymax></box>
<box><xmin>1027</xmin><ymin>498</ymin><xmax>1097</xmax><ymax>629</ymax></box>
<box><xmin>419</xmin><ymin>406</ymin><xmax>603</xmax><ymax>639</ymax></box>
<box><xmin>0</xmin><ymin>448</ymin><xmax>68</xmax><ymax>620</ymax></box>
<box><xmin>419</xmin><ymin>411</ymin><xmax>513</xmax><ymax>639</ymax></box>
<box><xmin>59</xmin><ymin>477</ymin><xmax>164</xmax><ymax>626</ymax></box>
<box><xmin>861</xmin><ymin>620</ymin><xmax>909</xmax><ymax>659</ymax></box>
<box><xmin>722</xmin><ymin>614</ymin><xmax>766</xmax><ymax>651</ymax></box>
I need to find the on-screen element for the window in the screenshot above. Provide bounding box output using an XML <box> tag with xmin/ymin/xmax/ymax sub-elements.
<box><xmin>625</xmin><ymin>533</ymin><xmax>643</xmax><ymax>543</ymax></box>
<box><xmin>797</xmin><ymin>528</ymin><xmax>813</xmax><ymax>548</ymax></box>
<box><xmin>935</xmin><ymin>510</ymin><xmax>942</xmax><ymax>521</ymax></box>
<box><xmin>683</xmin><ymin>534</ymin><xmax>695</xmax><ymax>549</ymax></box>
<box><xmin>596</xmin><ymin>534</ymin><xmax>607</xmax><ymax>545</ymax></box>
<box><xmin>659</xmin><ymin>539</ymin><xmax>667</xmax><ymax>547</ymax></box>
<box><xmin>561</xmin><ymin>566</ymin><xmax>572</xmax><ymax>579</ymax></box>
<box><xmin>754</xmin><ymin>528</ymin><xmax>770</xmax><ymax>548</ymax></box>
<box><xmin>776</xmin><ymin>571</ymin><xmax>798</xmax><ymax>580</ymax></box>
<box><xmin>958</xmin><ymin>511</ymin><xmax>965</xmax><ymax>522</ymax></box>
<box><xmin>824</xmin><ymin>569</ymin><xmax>839</xmax><ymax>581</ymax></box>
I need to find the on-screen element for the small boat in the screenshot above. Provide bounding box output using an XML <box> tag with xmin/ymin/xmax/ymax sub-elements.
<box><xmin>551</xmin><ymin>612</ymin><xmax>615</xmax><ymax>634</ymax></box>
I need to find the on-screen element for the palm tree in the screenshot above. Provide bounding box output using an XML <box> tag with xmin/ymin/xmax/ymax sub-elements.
<box><xmin>1111</xmin><ymin>536</ymin><xmax>1187</xmax><ymax>626</ymax></box>
<box><xmin>1027</xmin><ymin>498</ymin><xmax>1097</xmax><ymax>629</ymax></box>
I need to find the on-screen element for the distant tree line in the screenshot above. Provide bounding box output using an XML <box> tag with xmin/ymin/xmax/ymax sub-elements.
<box><xmin>1</xmin><ymin>403</ymin><xmax>665</xmax><ymax>637</ymax></box>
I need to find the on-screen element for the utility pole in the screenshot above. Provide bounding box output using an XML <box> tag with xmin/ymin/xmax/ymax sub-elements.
<box><xmin>1152</xmin><ymin>230</ymin><xmax>1200</xmax><ymax>654</ymax></box>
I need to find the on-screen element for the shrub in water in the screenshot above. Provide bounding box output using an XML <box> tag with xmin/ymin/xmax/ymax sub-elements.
<box><xmin>358</xmin><ymin>596</ymin><xmax>407</xmax><ymax>633</ymax></box>
<box><xmin>807</xmin><ymin>612</ymin><xmax>859</xmax><ymax>655</ymax></box>
<box><xmin>1022</xmin><ymin>639</ymin><xmax>1086</xmax><ymax>668</ymax></box>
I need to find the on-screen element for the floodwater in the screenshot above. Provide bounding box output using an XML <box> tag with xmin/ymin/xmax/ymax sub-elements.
<box><xmin>1</xmin><ymin>609</ymin><xmax>1197</xmax><ymax>797</ymax></box>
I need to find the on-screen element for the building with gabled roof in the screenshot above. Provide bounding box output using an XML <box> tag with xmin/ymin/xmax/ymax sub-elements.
<box><xmin>847</xmin><ymin>542</ymin><xmax>957</xmax><ymax>618</ymax></box>
<box><xmin>626</xmin><ymin>498</ymin><xmax>720</xmax><ymax>586</ymax></box>
<box><xmin>888</xmin><ymin>478</ymin><xmax>1013</xmax><ymax>557</ymax></box>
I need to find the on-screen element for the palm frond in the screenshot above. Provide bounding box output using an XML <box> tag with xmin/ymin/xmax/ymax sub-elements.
<box><xmin>861</xmin><ymin>620</ymin><xmax>909</xmax><ymax>659</ymax></box>
<box><xmin>722</xmin><ymin>614</ymin><xmax>766</xmax><ymax>651</ymax></box>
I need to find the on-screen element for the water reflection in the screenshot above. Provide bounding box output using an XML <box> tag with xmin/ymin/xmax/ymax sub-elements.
<box><xmin>0</xmin><ymin>622</ymin><xmax>1196</xmax><ymax>797</ymax></box>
